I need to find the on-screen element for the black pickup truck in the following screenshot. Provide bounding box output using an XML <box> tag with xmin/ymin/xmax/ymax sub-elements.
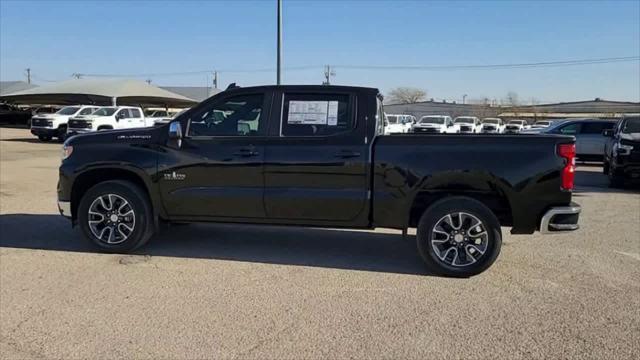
<box><xmin>58</xmin><ymin>85</ymin><xmax>581</xmax><ymax>277</ymax></box>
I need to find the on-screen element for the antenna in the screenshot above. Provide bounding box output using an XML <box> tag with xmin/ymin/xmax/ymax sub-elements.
<box><xmin>322</xmin><ymin>65</ymin><xmax>335</xmax><ymax>85</ymax></box>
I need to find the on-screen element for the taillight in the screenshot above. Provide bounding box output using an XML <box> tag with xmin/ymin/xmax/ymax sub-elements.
<box><xmin>558</xmin><ymin>143</ymin><xmax>576</xmax><ymax>191</ymax></box>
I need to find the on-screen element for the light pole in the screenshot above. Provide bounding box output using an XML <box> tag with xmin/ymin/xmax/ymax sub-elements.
<box><xmin>277</xmin><ymin>0</ymin><xmax>282</xmax><ymax>85</ymax></box>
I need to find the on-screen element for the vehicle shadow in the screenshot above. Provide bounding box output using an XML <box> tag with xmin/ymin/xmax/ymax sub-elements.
<box><xmin>574</xmin><ymin>168</ymin><xmax>639</xmax><ymax>194</ymax></box>
<box><xmin>0</xmin><ymin>214</ymin><xmax>429</xmax><ymax>276</ymax></box>
<box><xmin>0</xmin><ymin>137</ymin><xmax>57</xmax><ymax>144</ymax></box>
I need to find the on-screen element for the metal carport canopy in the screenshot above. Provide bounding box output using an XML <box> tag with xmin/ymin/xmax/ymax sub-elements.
<box><xmin>0</xmin><ymin>78</ymin><xmax>198</xmax><ymax>107</ymax></box>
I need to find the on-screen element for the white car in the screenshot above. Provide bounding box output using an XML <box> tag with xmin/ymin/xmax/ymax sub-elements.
<box><xmin>504</xmin><ymin>120</ymin><xmax>530</xmax><ymax>134</ymax></box>
<box><xmin>531</xmin><ymin>120</ymin><xmax>553</xmax><ymax>129</ymax></box>
<box><xmin>384</xmin><ymin>114</ymin><xmax>415</xmax><ymax>134</ymax></box>
<box><xmin>30</xmin><ymin>105</ymin><xmax>99</xmax><ymax>141</ymax></box>
<box><xmin>67</xmin><ymin>106</ymin><xmax>147</xmax><ymax>134</ymax></box>
<box><xmin>480</xmin><ymin>118</ymin><xmax>505</xmax><ymax>134</ymax></box>
<box><xmin>412</xmin><ymin>115</ymin><xmax>454</xmax><ymax>134</ymax></box>
<box><xmin>453</xmin><ymin>116</ymin><xmax>482</xmax><ymax>133</ymax></box>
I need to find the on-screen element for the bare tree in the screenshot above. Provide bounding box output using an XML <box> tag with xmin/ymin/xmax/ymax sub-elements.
<box><xmin>387</xmin><ymin>87</ymin><xmax>427</xmax><ymax>104</ymax></box>
<box><xmin>504</xmin><ymin>91</ymin><xmax>519</xmax><ymax>106</ymax></box>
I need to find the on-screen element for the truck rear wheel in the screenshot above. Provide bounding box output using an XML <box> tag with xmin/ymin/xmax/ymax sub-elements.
<box><xmin>416</xmin><ymin>196</ymin><xmax>502</xmax><ymax>277</ymax></box>
<box><xmin>78</xmin><ymin>180</ymin><xmax>154</xmax><ymax>253</ymax></box>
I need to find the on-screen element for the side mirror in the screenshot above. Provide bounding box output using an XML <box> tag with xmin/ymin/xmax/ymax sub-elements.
<box><xmin>168</xmin><ymin>121</ymin><xmax>183</xmax><ymax>148</ymax></box>
<box><xmin>602</xmin><ymin>129</ymin><xmax>613</xmax><ymax>137</ymax></box>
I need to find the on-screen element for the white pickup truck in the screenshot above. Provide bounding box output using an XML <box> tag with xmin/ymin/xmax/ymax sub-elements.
<box><xmin>453</xmin><ymin>116</ymin><xmax>482</xmax><ymax>133</ymax></box>
<box><xmin>504</xmin><ymin>119</ymin><xmax>531</xmax><ymax>134</ymax></box>
<box><xmin>412</xmin><ymin>115</ymin><xmax>454</xmax><ymax>133</ymax></box>
<box><xmin>30</xmin><ymin>105</ymin><xmax>99</xmax><ymax>141</ymax></box>
<box><xmin>384</xmin><ymin>114</ymin><xmax>415</xmax><ymax>134</ymax></box>
<box><xmin>67</xmin><ymin>106</ymin><xmax>147</xmax><ymax>134</ymax></box>
<box><xmin>480</xmin><ymin>118</ymin><xmax>505</xmax><ymax>133</ymax></box>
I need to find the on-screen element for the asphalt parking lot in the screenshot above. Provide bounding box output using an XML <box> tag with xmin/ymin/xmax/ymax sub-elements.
<box><xmin>1</xmin><ymin>127</ymin><xmax>638</xmax><ymax>359</ymax></box>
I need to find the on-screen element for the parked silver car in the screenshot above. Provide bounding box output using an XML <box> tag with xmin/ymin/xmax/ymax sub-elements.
<box><xmin>537</xmin><ymin>119</ymin><xmax>617</xmax><ymax>161</ymax></box>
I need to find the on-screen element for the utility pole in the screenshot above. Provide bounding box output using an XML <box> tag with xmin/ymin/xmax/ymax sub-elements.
<box><xmin>25</xmin><ymin>68</ymin><xmax>31</xmax><ymax>84</ymax></box>
<box><xmin>213</xmin><ymin>71</ymin><xmax>218</xmax><ymax>89</ymax></box>
<box><xmin>276</xmin><ymin>0</ymin><xmax>282</xmax><ymax>85</ymax></box>
<box><xmin>322</xmin><ymin>65</ymin><xmax>335</xmax><ymax>85</ymax></box>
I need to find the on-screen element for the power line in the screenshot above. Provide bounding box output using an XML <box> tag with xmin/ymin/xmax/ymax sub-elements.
<box><xmin>334</xmin><ymin>56</ymin><xmax>640</xmax><ymax>71</ymax></box>
<box><xmin>79</xmin><ymin>65</ymin><xmax>320</xmax><ymax>78</ymax></box>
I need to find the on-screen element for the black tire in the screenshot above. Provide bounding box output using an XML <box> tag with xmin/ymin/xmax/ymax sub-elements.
<box><xmin>56</xmin><ymin>125</ymin><xmax>68</xmax><ymax>142</ymax></box>
<box><xmin>416</xmin><ymin>196</ymin><xmax>502</xmax><ymax>277</ymax></box>
<box><xmin>602</xmin><ymin>161</ymin><xmax>610</xmax><ymax>175</ymax></box>
<box><xmin>38</xmin><ymin>135</ymin><xmax>52</xmax><ymax>142</ymax></box>
<box><xmin>608</xmin><ymin>164</ymin><xmax>624</xmax><ymax>188</ymax></box>
<box><xmin>78</xmin><ymin>180</ymin><xmax>155</xmax><ymax>253</ymax></box>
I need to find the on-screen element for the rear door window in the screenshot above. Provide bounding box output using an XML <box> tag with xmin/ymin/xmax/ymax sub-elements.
<box><xmin>281</xmin><ymin>93</ymin><xmax>352</xmax><ymax>136</ymax></box>
<box><xmin>558</xmin><ymin>123</ymin><xmax>580</xmax><ymax>135</ymax></box>
<box><xmin>580</xmin><ymin>122</ymin><xmax>611</xmax><ymax>134</ymax></box>
<box><xmin>130</xmin><ymin>109</ymin><xmax>142</xmax><ymax>118</ymax></box>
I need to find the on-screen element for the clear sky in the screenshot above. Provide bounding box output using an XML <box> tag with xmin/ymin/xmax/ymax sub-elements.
<box><xmin>1</xmin><ymin>0</ymin><xmax>639</xmax><ymax>103</ymax></box>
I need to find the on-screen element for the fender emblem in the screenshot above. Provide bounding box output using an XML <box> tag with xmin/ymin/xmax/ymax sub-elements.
<box><xmin>164</xmin><ymin>171</ymin><xmax>186</xmax><ymax>181</ymax></box>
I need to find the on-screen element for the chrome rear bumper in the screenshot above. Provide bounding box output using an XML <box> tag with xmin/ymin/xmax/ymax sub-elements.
<box><xmin>540</xmin><ymin>203</ymin><xmax>581</xmax><ymax>234</ymax></box>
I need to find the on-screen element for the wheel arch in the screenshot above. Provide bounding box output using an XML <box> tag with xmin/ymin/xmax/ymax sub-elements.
<box><xmin>70</xmin><ymin>166</ymin><xmax>158</xmax><ymax>224</ymax></box>
<box><xmin>408</xmin><ymin>189</ymin><xmax>513</xmax><ymax>229</ymax></box>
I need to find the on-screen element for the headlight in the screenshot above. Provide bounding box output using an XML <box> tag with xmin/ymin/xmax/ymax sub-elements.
<box><xmin>613</xmin><ymin>142</ymin><xmax>633</xmax><ymax>155</ymax></box>
<box><xmin>61</xmin><ymin>145</ymin><xmax>73</xmax><ymax>160</ymax></box>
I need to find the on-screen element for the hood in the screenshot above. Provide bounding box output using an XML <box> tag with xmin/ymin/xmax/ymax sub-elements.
<box><xmin>72</xmin><ymin>115</ymin><xmax>110</xmax><ymax>121</ymax></box>
<box><xmin>621</xmin><ymin>133</ymin><xmax>640</xmax><ymax>142</ymax></box>
<box><xmin>66</xmin><ymin>125</ymin><xmax>163</xmax><ymax>147</ymax></box>
<box><xmin>32</xmin><ymin>113</ymin><xmax>62</xmax><ymax>120</ymax></box>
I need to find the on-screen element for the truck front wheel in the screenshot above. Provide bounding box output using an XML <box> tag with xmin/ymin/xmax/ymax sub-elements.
<box><xmin>77</xmin><ymin>180</ymin><xmax>155</xmax><ymax>253</ymax></box>
<box><xmin>417</xmin><ymin>197</ymin><xmax>502</xmax><ymax>277</ymax></box>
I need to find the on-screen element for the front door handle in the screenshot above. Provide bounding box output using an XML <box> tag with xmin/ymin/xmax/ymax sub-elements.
<box><xmin>334</xmin><ymin>150</ymin><xmax>361</xmax><ymax>159</ymax></box>
<box><xmin>233</xmin><ymin>147</ymin><xmax>259</xmax><ymax>157</ymax></box>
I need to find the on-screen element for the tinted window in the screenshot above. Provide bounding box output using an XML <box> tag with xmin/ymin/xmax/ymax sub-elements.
<box><xmin>117</xmin><ymin>109</ymin><xmax>130</xmax><ymax>118</ymax></box>
<box><xmin>79</xmin><ymin>107</ymin><xmax>96</xmax><ymax>115</ymax></box>
<box><xmin>281</xmin><ymin>94</ymin><xmax>351</xmax><ymax>136</ymax></box>
<box><xmin>622</xmin><ymin>117</ymin><xmax>640</xmax><ymax>133</ymax></box>
<box><xmin>93</xmin><ymin>108</ymin><xmax>117</xmax><ymax>116</ymax></box>
<box><xmin>188</xmin><ymin>94</ymin><xmax>263</xmax><ymax>137</ymax></box>
<box><xmin>56</xmin><ymin>107</ymin><xmax>80</xmax><ymax>115</ymax></box>
<box><xmin>581</xmin><ymin>122</ymin><xmax>614</xmax><ymax>134</ymax></box>
<box><xmin>559</xmin><ymin>123</ymin><xmax>580</xmax><ymax>135</ymax></box>
<box><xmin>130</xmin><ymin>109</ymin><xmax>142</xmax><ymax>118</ymax></box>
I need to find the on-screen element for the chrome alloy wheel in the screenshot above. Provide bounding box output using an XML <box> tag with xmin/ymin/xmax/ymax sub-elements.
<box><xmin>431</xmin><ymin>212</ymin><xmax>489</xmax><ymax>267</ymax></box>
<box><xmin>88</xmin><ymin>194</ymin><xmax>136</xmax><ymax>244</ymax></box>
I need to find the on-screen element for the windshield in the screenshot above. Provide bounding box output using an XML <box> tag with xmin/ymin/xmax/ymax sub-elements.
<box><xmin>92</xmin><ymin>107</ymin><xmax>117</xmax><ymax>116</ymax></box>
<box><xmin>455</xmin><ymin>117</ymin><xmax>475</xmax><ymax>124</ymax></box>
<box><xmin>508</xmin><ymin>120</ymin><xmax>525</xmax><ymax>125</ymax></box>
<box><xmin>386</xmin><ymin>115</ymin><xmax>398</xmax><ymax>124</ymax></box>
<box><xmin>420</xmin><ymin>117</ymin><xmax>445</xmax><ymax>124</ymax></box>
<box><xmin>622</xmin><ymin>117</ymin><xmax>640</xmax><ymax>133</ymax></box>
<box><xmin>534</xmin><ymin>121</ymin><xmax>551</xmax><ymax>126</ymax></box>
<box><xmin>482</xmin><ymin>119</ymin><xmax>500</xmax><ymax>124</ymax></box>
<box><xmin>56</xmin><ymin>106</ymin><xmax>80</xmax><ymax>115</ymax></box>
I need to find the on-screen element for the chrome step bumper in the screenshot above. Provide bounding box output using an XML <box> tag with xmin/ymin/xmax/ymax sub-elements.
<box><xmin>540</xmin><ymin>203</ymin><xmax>581</xmax><ymax>234</ymax></box>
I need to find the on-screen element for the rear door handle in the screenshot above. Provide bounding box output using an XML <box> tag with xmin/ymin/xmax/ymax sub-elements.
<box><xmin>233</xmin><ymin>147</ymin><xmax>259</xmax><ymax>157</ymax></box>
<box><xmin>334</xmin><ymin>150</ymin><xmax>361</xmax><ymax>159</ymax></box>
